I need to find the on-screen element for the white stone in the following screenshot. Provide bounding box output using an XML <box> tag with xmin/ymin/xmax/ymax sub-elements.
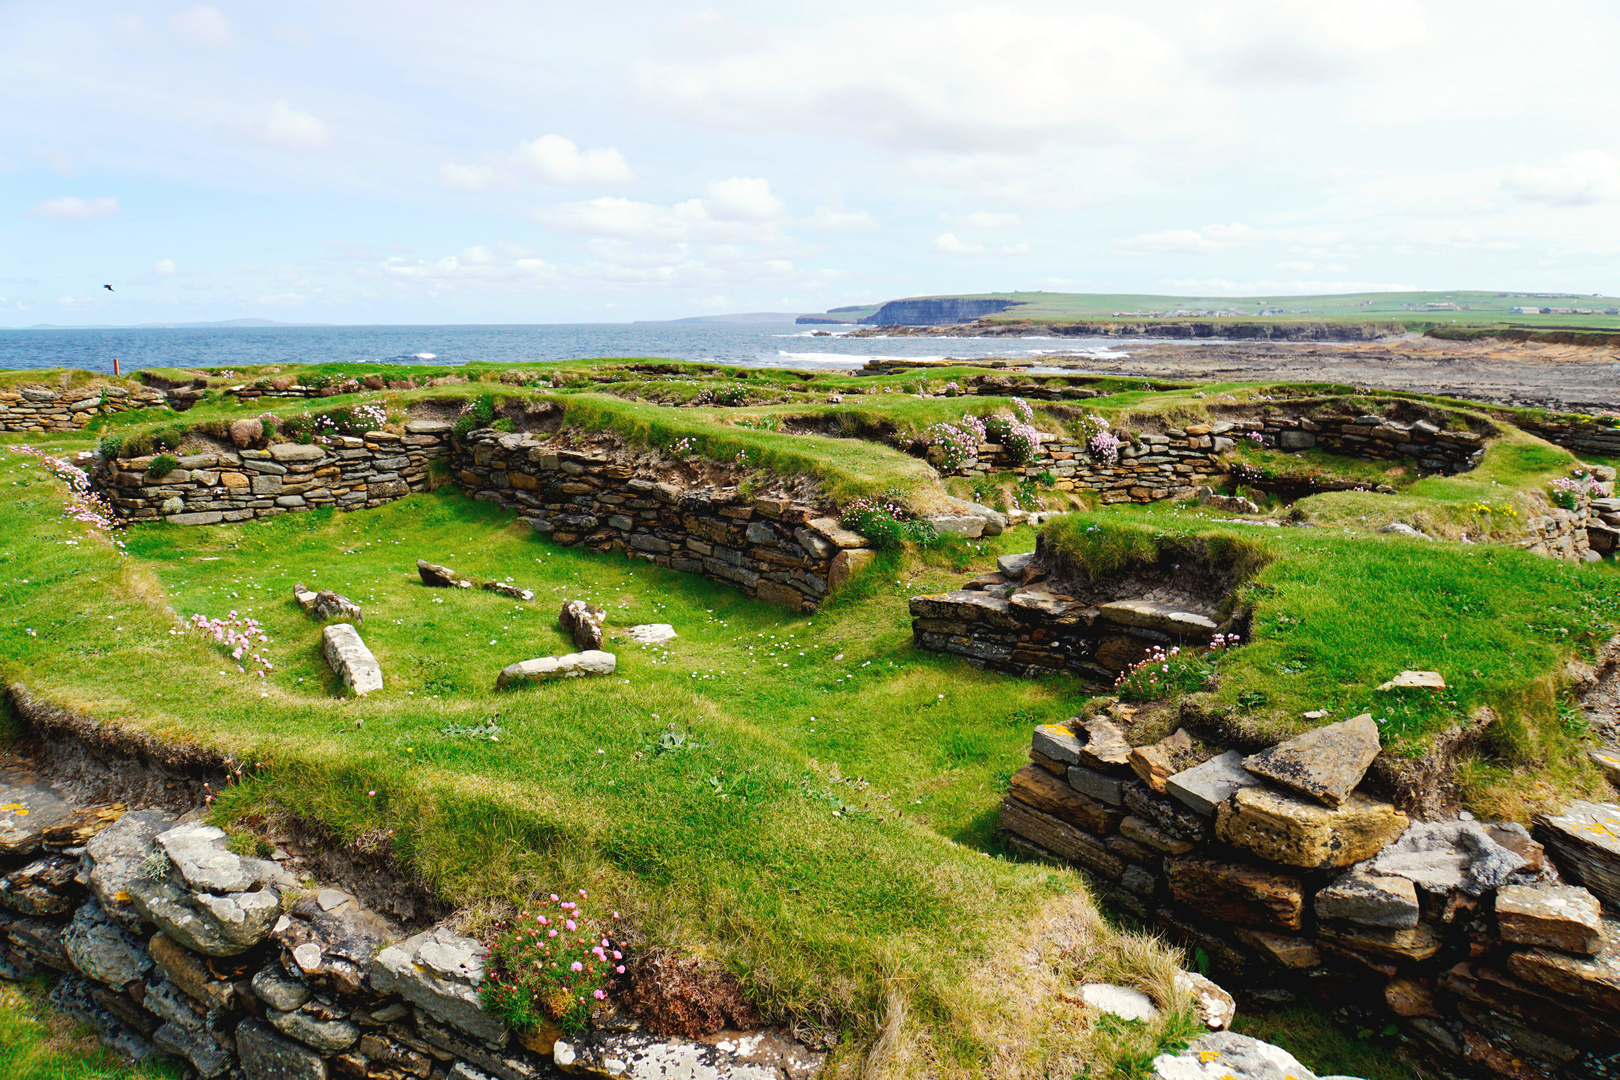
<box><xmin>626</xmin><ymin>624</ymin><xmax>678</xmax><ymax>646</ymax></box>
<box><xmin>1079</xmin><ymin>983</ymin><xmax>1160</xmax><ymax>1022</ymax></box>
<box><xmin>322</xmin><ymin>623</ymin><xmax>383</xmax><ymax>695</ymax></box>
<box><xmin>497</xmin><ymin>650</ymin><xmax>616</xmax><ymax>688</ymax></box>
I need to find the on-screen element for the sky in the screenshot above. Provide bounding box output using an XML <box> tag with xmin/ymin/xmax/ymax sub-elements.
<box><xmin>3</xmin><ymin>0</ymin><xmax>1620</xmax><ymax>325</ymax></box>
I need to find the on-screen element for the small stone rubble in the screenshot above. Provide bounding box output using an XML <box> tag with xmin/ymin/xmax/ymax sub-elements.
<box><xmin>561</xmin><ymin>599</ymin><xmax>607</xmax><ymax>651</ymax></box>
<box><xmin>0</xmin><ymin>766</ymin><xmax>827</xmax><ymax>1080</ymax></box>
<box><xmin>294</xmin><ymin>583</ymin><xmax>363</xmax><ymax>622</ymax></box>
<box><xmin>417</xmin><ymin>559</ymin><xmax>537</xmax><ymax>602</ymax></box>
<box><xmin>999</xmin><ymin>709</ymin><xmax>1620</xmax><ymax>1078</ymax></box>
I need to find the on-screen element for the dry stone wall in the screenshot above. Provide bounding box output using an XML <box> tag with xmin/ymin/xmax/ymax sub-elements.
<box><xmin>0</xmin><ymin>384</ymin><xmax>168</xmax><ymax>433</ymax></box>
<box><xmin>0</xmin><ymin>758</ymin><xmax>824</xmax><ymax>1080</ymax></box>
<box><xmin>94</xmin><ymin>420</ymin><xmax>452</xmax><ymax>524</ymax></box>
<box><xmin>998</xmin><ymin>712</ymin><xmax>1620</xmax><ymax>1079</ymax></box>
<box><xmin>449</xmin><ymin>429</ymin><xmax>874</xmax><ymax>612</ymax></box>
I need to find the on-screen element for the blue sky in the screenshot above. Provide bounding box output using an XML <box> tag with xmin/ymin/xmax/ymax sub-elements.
<box><xmin>4</xmin><ymin>0</ymin><xmax>1619</xmax><ymax>325</ymax></box>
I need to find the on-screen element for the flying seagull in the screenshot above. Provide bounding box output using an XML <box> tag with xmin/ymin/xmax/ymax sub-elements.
<box><xmin>103</xmin><ymin>284</ymin><xmax>113</xmax><ymax>291</ymax></box>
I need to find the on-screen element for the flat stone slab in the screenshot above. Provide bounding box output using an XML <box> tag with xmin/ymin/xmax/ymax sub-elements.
<box><xmin>61</xmin><ymin>899</ymin><xmax>152</xmax><ymax>990</ymax></box>
<box><xmin>322</xmin><ymin>623</ymin><xmax>383</xmax><ymax>695</ymax></box>
<box><xmin>0</xmin><ymin>766</ymin><xmax>77</xmax><ymax>856</ymax></box>
<box><xmin>1314</xmin><ymin>870</ymin><xmax>1419</xmax><ymax>929</ymax></box>
<box><xmin>1151</xmin><ymin>1031</ymin><xmax>1330</xmax><ymax>1080</ymax></box>
<box><xmin>417</xmin><ymin>559</ymin><xmax>474</xmax><ymax>588</ymax></box>
<box><xmin>128</xmin><ymin>877</ymin><xmax>282</xmax><ymax>956</ymax></box>
<box><xmin>1369</xmin><ymin>820</ymin><xmax>1533</xmax><ymax>895</ymax></box>
<box><xmin>1080</xmin><ymin>983</ymin><xmax>1160</xmax><ymax>1022</ymax></box>
<box><xmin>1166</xmin><ymin>751</ymin><xmax>1263</xmax><ymax>816</ymax></box>
<box><xmin>83</xmin><ymin>808</ymin><xmax>176</xmax><ymax>930</ymax></box>
<box><xmin>1067</xmin><ymin>764</ymin><xmax>1125</xmax><ymax>807</ymax></box>
<box><xmin>496</xmin><ymin>650</ymin><xmax>616</xmax><ymax>688</ymax></box>
<box><xmin>1242</xmin><ymin>713</ymin><xmax>1381</xmax><ymax>808</ymax></box>
<box><xmin>1537</xmin><ymin>800</ymin><xmax>1620</xmax><ymax>910</ymax></box>
<box><xmin>268</xmin><ymin>443</ymin><xmax>326</xmax><ymax>462</ymax></box>
<box><xmin>157</xmin><ymin>822</ymin><xmax>271</xmax><ymax>895</ymax></box>
<box><xmin>1031</xmin><ymin>723</ymin><xmax>1083</xmax><ymax>766</ymax></box>
<box><xmin>1508</xmin><ymin>915</ymin><xmax>1620</xmax><ymax>1012</ymax></box>
<box><xmin>804</xmin><ymin>517</ymin><xmax>868</xmax><ymax>549</ymax></box>
<box><xmin>1007</xmin><ymin>766</ymin><xmax>1120</xmax><ymax>835</ymax></box>
<box><xmin>997</xmin><ymin>551</ymin><xmax>1036</xmax><ymax>578</ymax></box>
<box><xmin>371</xmin><ymin>926</ymin><xmax>506</xmax><ymax>1046</ymax></box>
<box><xmin>1377</xmin><ymin>669</ymin><xmax>1446</xmax><ymax>690</ymax></box>
<box><xmin>1097</xmin><ymin>599</ymin><xmax>1217</xmax><ymax>636</ymax></box>
<box><xmin>1078</xmin><ymin>717</ymin><xmax>1133</xmax><ymax>773</ymax></box>
<box><xmin>1497</xmin><ymin>884</ymin><xmax>1603</xmax><ymax>955</ymax></box>
<box><xmin>1165</xmin><ymin>855</ymin><xmax>1305</xmax><ymax>931</ymax></box>
<box><xmin>554</xmin><ymin>1028</ymin><xmax>827</xmax><ymax>1080</ymax></box>
<box><xmin>625</xmin><ymin>624</ymin><xmax>677</xmax><ymax>646</ymax></box>
<box><xmin>237</xmin><ymin>1017</ymin><xmax>328</xmax><ymax>1080</ymax></box>
<box><xmin>926</xmin><ymin>514</ymin><xmax>985</xmax><ymax>538</ymax></box>
<box><xmin>1591</xmin><ymin>749</ymin><xmax>1620</xmax><ymax>787</ymax></box>
<box><xmin>1216</xmin><ymin>786</ymin><xmax>1408</xmax><ymax>870</ymax></box>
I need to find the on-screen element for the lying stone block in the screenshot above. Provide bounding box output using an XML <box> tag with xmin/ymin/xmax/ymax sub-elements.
<box><xmin>1234</xmin><ymin>927</ymin><xmax>1321</xmax><ymax>970</ymax></box>
<box><xmin>1175</xmin><ymin>970</ymin><xmax>1236</xmax><ymax>1031</ymax></box>
<box><xmin>1006</xmin><ymin>765</ymin><xmax>1121</xmax><ymax>835</ymax></box>
<box><xmin>1241</xmin><ymin>713</ymin><xmax>1380</xmax><ymax>808</ymax></box>
<box><xmin>1314</xmin><ymin>871</ymin><xmax>1420</xmax><ymax>929</ymax></box>
<box><xmin>1319</xmin><ymin>920</ymin><xmax>1443</xmax><ymax>962</ymax></box>
<box><xmin>62</xmin><ymin>899</ymin><xmax>152</xmax><ymax>990</ymax></box>
<box><xmin>1371</xmin><ymin>819</ymin><xmax>1533</xmax><ymax>895</ymax></box>
<box><xmin>560</xmin><ymin>599</ymin><xmax>605</xmax><ymax>651</ymax></box>
<box><xmin>998</xmin><ymin>799</ymin><xmax>1123</xmax><ymax>880</ymax></box>
<box><xmin>1031</xmin><ymin>723</ymin><xmax>1083</xmax><ymax>766</ymax></box>
<box><xmin>1165</xmin><ymin>855</ymin><xmax>1305</xmax><ymax>931</ymax></box>
<box><xmin>1536</xmin><ymin>801</ymin><xmax>1620</xmax><ymax>910</ymax></box>
<box><xmin>237</xmin><ymin>1017</ymin><xmax>328</xmax><ymax>1080</ymax></box>
<box><xmin>128</xmin><ymin>877</ymin><xmax>281</xmax><ymax>957</ymax></box>
<box><xmin>158</xmin><ymin>822</ymin><xmax>271</xmax><ymax>895</ymax></box>
<box><xmin>1096</xmin><ymin>599</ymin><xmax>1216</xmax><ymax>636</ymax></box>
<box><xmin>83</xmin><ymin>809</ymin><xmax>176</xmax><ymax>931</ymax></box>
<box><xmin>1079</xmin><ymin>717</ymin><xmax>1133</xmax><ymax>774</ymax></box>
<box><xmin>1128</xmin><ymin>729</ymin><xmax>1194</xmax><ymax>793</ymax></box>
<box><xmin>496</xmin><ymin>651</ymin><xmax>616</xmax><ymax>688</ymax></box>
<box><xmin>1497</xmin><ymin>884</ymin><xmax>1603</xmax><ymax>956</ymax></box>
<box><xmin>416</xmin><ymin>559</ymin><xmax>474</xmax><ymax>588</ymax></box>
<box><xmin>1215</xmin><ymin>786</ymin><xmax>1407</xmax><ymax>869</ymax></box>
<box><xmin>1067</xmin><ymin>764</ymin><xmax>1125</xmax><ymax>807</ymax></box>
<box><xmin>371</xmin><ymin>927</ymin><xmax>507</xmax><ymax>1046</ymax></box>
<box><xmin>321</xmin><ymin>623</ymin><xmax>383</xmax><ymax>696</ymax></box>
<box><xmin>0</xmin><ymin>854</ymin><xmax>82</xmax><ymax>916</ymax></box>
<box><xmin>1165</xmin><ymin>750</ymin><xmax>1262</xmax><ymax>816</ymax></box>
<box><xmin>1508</xmin><ymin>917</ymin><xmax>1620</xmax><ymax>1012</ymax></box>
<box><xmin>625</xmin><ymin>623</ymin><xmax>677</xmax><ymax>646</ymax></box>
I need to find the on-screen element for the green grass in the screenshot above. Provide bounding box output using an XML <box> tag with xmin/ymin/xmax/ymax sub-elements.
<box><xmin>0</xmin><ymin>980</ymin><xmax>181</xmax><ymax>1080</ymax></box>
<box><xmin>1230</xmin><ymin>1007</ymin><xmax>1423</xmax><ymax>1080</ymax></box>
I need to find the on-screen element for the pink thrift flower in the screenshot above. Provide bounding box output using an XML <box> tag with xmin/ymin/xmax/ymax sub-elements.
<box><xmin>550</xmin><ymin>893</ymin><xmax>559</xmax><ymax>902</ymax></box>
<box><xmin>566</xmin><ymin>919</ymin><xmax>576</xmax><ymax>931</ymax></box>
<box><xmin>616</xmin><ymin>965</ymin><xmax>625</xmax><ymax>974</ymax></box>
<box><xmin>579</xmin><ymin>889</ymin><xmax>587</xmax><ymax>898</ymax></box>
<box><xmin>570</xmin><ymin>961</ymin><xmax>583</xmax><ymax>972</ymax></box>
<box><xmin>548</xmin><ymin>929</ymin><xmax>557</xmax><ymax>938</ymax></box>
<box><xmin>612</xmin><ymin>951</ymin><xmax>622</xmax><ymax>960</ymax></box>
<box><xmin>594</xmin><ymin>989</ymin><xmax>606</xmax><ymax>1000</ymax></box>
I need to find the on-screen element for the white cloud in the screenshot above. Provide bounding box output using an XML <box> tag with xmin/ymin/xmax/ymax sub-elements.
<box><xmin>1113</xmin><ymin>223</ymin><xmax>1258</xmax><ymax>256</ymax></box>
<box><xmin>29</xmin><ymin>196</ymin><xmax>119</xmax><ymax>220</ymax></box>
<box><xmin>171</xmin><ymin>6</ymin><xmax>239</xmax><ymax>49</ymax></box>
<box><xmin>532</xmin><ymin>179</ymin><xmax>789</xmax><ymax>244</ymax></box>
<box><xmin>376</xmin><ymin>247</ymin><xmax>561</xmax><ymax>285</ymax></box>
<box><xmin>934</xmin><ymin>232</ymin><xmax>1028</xmax><ymax>256</ymax></box>
<box><xmin>514</xmin><ymin>135</ymin><xmax>633</xmax><ymax>187</ymax></box>
<box><xmin>1205</xmin><ymin>36</ymin><xmax>1359</xmax><ymax>88</ymax></box>
<box><xmin>153</xmin><ymin>259</ymin><xmax>178</xmax><ymax>275</ymax></box>
<box><xmin>703</xmin><ymin>177</ymin><xmax>784</xmax><ymax>220</ymax></box>
<box><xmin>807</xmin><ymin>207</ymin><xmax>876</xmax><ymax>232</ymax></box>
<box><xmin>256</xmin><ymin>101</ymin><xmax>332</xmax><ymax>153</ymax></box>
<box><xmin>1504</xmin><ymin>151</ymin><xmax>1620</xmax><ymax>208</ymax></box>
<box><xmin>957</xmin><ymin>211</ymin><xmax>1022</xmax><ymax>229</ymax></box>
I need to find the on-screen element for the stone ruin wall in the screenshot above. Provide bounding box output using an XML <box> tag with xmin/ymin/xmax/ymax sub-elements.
<box><xmin>0</xmin><ymin>689</ymin><xmax>824</xmax><ymax>1080</ymax></box>
<box><xmin>996</xmin><ymin>712</ymin><xmax>1620</xmax><ymax>1080</ymax></box>
<box><xmin>0</xmin><ymin>383</ymin><xmax>169</xmax><ymax>432</ymax></box>
<box><xmin>447</xmin><ymin>429</ymin><xmax>874</xmax><ymax>613</ymax></box>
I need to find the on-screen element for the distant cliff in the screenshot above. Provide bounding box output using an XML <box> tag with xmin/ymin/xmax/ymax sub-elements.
<box><xmin>848</xmin><ymin>319</ymin><xmax>1401</xmax><ymax>341</ymax></box>
<box><xmin>857</xmin><ymin>297</ymin><xmax>1027</xmax><ymax>325</ymax></box>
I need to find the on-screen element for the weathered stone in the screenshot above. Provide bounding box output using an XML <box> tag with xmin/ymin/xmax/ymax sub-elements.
<box><xmin>1376</xmin><ymin>670</ymin><xmax>1446</xmax><ymax>690</ymax></box>
<box><xmin>230</xmin><ymin>418</ymin><xmax>264</xmax><ymax>448</ymax></box>
<box><xmin>1175</xmin><ymin>970</ymin><xmax>1236</xmax><ymax>1030</ymax></box>
<box><xmin>560</xmin><ymin>599</ymin><xmax>606</xmax><ymax>651</ymax></box>
<box><xmin>416</xmin><ymin>1011</ymin><xmax>545</xmax><ymax>1080</ymax></box>
<box><xmin>84</xmin><ymin>808</ymin><xmax>176</xmax><ymax>930</ymax></box>
<box><xmin>1031</xmin><ymin>723</ymin><xmax>1083</xmax><ymax>766</ymax></box>
<box><xmin>239</xmin><ymin>1016</ymin><xmax>329</xmax><ymax>1080</ymax></box>
<box><xmin>1006</xmin><ymin>765</ymin><xmax>1120</xmax><ymax>835</ymax></box>
<box><xmin>0</xmin><ymin>854</ymin><xmax>82</xmax><ymax>915</ymax></box>
<box><xmin>158</xmin><ymin>822</ymin><xmax>270</xmax><ymax>895</ymax></box>
<box><xmin>496</xmin><ymin>651</ymin><xmax>616</xmax><ymax>688</ymax></box>
<box><xmin>1165</xmin><ymin>856</ymin><xmax>1305</xmax><ymax>930</ymax></box>
<box><xmin>828</xmin><ymin>548</ymin><xmax>876</xmax><ymax>592</ymax></box>
<box><xmin>1120</xmin><ymin>815</ymin><xmax>1194</xmax><ymax>855</ymax></box>
<box><xmin>42</xmin><ymin>803</ymin><xmax>126</xmax><ymax>848</ymax></box>
<box><xmin>1241</xmin><ymin>713</ymin><xmax>1381</xmax><ymax>808</ymax></box>
<box><xmin>294</xmin><ymin>585</ymin><xmax>363</xmax><ymax>622</ymax></box>
<box><xmin>50</xmin><ymin>976</ymin><xmax>159</xmax><ymax>1063</ymax></box>
<box><xmin>1080</xmin><ymin>983</ymin><xmax>1159</xmax><ymax>1022</ymax></box>
<box><xmin>1123</xmin><ymin>782</ymin><xmax>1208</xmax><ymax>842</ymax></box>
<box><xmin>153</xmin><ymin>1017</ymin><xmax>234</xmax><ymax>1077</ymax></box>
<box><xmin>1233</xmin><ymin>927</ymin><xmax>1321</xmax><ymax>969</ymax></box>
<box><xmin>254</xmin><ymin>963</ymin><xmax>312</xmax><ymax>1012</ymax></box>
<box><xmin>1165</xmin><ymin>751</ymin><xmax>1263</xmax><ymax>816</ymax></box>
<box><xmin>271</xmin><ymin>899</ymin><xmax>389</xmax><ymax>997</ymax></box>
<box><xmin>371</xmin><ymin>927</ymin><xmax>507</xmax><ymax>1046</ymax></box>
<box><xmin>1536</xmin><ymin>801</ymin><xmax>1620</xmax><ymax>910</ymax></box>
<box><xmin>1371</xmin><ymin>819</ymin><xmax>1532</xmax><ymax>895</ymax></box>
<box><xmin>1216</xmin><ymin>786</ymin><xmax>1407</xmax><ymax>869</ymax></box>
<box><xmin>1067</xmin><ymin>764</ymin><xmax>1125</xmax><ymax>807</ymax></box>
<box><xmin>997</xmin><ymin>551</ymin><xmax>1036</xmax><ymax>578</ymax></box>
<box><xmin>5</xmin><ymin>915</ymin><xmax>71</xmax><ymax>970</ymax></box>
<box><xmin>322</xmin><ymin>623</ymin><xmax>383</xmax><ymax>695</ymax></box>
<box><xmin>1378</xmin><ymin>522</ymin><xmax>1431</xmax><ymax>540</ymax></box>
<box><xmin>553</xmin><ymin>1027</ymin><xmax>823</xmax><ymax>1080</ymax></box>
<box><xmin>1497</xmin><ymin>884</ymin><xmax>1603</xmax><ymax>956</ymax></box>
<box><xmin>269</xmin><ymin>1005</ymin><xmax>361</xmax><ymax>1051</ymax></box>
<box><xmin>925</xmin><ymin>514</ymin><xmax>985</xmax><ymax>538</ymax></box>
<box><xmin>1314</xmin><ymin>871</ymin><xmax>1419</xmax><ymax>929</ymax></box>
<box><xmin>149</xmin><ymin>932</ymin><xmax>236</xmax><ymax>1010</ymax></box>
<box><xmin>998</xmin><ymin>799</ymin><xmax>1124</xmax><ymax>879</ymax></box>
<box><xmin>62</xmin><ymin>899</ymin><xmax>152</xmax><ymax>990</ymax></box>
<box><xmin>416</xmin><ymin>559</ymin><xmax>474</xmax><ymax>589</ymax></box>
<box><xmin>0</xmin><ymin>765</ymin><xmax>77</xmax><ymax>856</ymax></box>
<box><xmin>1149</xmin><ymin>1030</ymin><xmax>1321</xmax><ymax>1080</ymax></box>
<box><xmin>1078</xmin><ymin>717</ymin><xmax>1133</xmax><ymax>773</ymax></box>
<box><xmin>128</xmin><ymin>877</ymin><xmax>281</xmax><ymax>956</ymax></box>
<box><xmin>624</xmin><ymin>624</ymin><xmax>677</xmax><ymax>646</ymax></box>
<box><xmin>1319</xmin><ymin>920</ymin><xmax>1443</xmax><ymax>961</ymax></box>
<box><xmin>1097</xmin><ymin>599</ymin><xmax>1217</xmax><ymax>636</ymax></box>
<box><xmin>1129</xmin><ymin>729</ymin><xmax>1194</xmax><ymax>793</ymax></box>
<box><xmin>804</xmin><ymin>517</ymin><xmax>867</xmax><ymax>549</ymax></box>
<box><xmin>270</xmin><ymin>443</ymin><xmax>326</xmax><ymax>462</ymax></box>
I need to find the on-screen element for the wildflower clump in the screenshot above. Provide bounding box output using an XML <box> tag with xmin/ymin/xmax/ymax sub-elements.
<box><xmin>839</xmin><ymin>493</ymin><xmax>938</xmax><ymax>550</ymax></box>
<box><xmin>1549</xmin><ymin>472</ymin><xmax>1599</xmax><ymax>511</ymax></box>
<box><xmin>1077</xmin><ymin>415</ymin><xmax>1121</xmax><ymax>464</ymax></box>
<box><xmin>481</xmin><ymin>891</ymin><xmax>624</xmax><ymax>1033</ymax></box>
<box><xmin>1114</xmin><ymin>633</ymin><xmax>1239</xmax><ymax>702</ymax></box>
<box><xmin>188</xmin><ymin>611</ymin><xmax>275</xmax><ymax>679</ymax></box>
<box><xmin>923</xmin><ymin>415</ymin><xmax>983</xmax><ymax>472</ymax></box>
<box><xmin>15</xmin><ymin>445</ymin><xmax>126</xmax><ymax>546</ymax></box>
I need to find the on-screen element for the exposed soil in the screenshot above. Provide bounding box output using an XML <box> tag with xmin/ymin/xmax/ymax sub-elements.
<box><xmin>1032</xmin><ymin>336</ymin><xmax>1620</xmax><ymax>412</ymax></box>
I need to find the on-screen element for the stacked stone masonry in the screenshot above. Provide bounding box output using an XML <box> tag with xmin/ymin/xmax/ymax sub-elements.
<box><xmin>449</xmin><ymin>429</ymin><xmax>873</xmax><ymax>613</ymax></box>
<box><xmin>0</xmin><ymin>384</ymin><xmax>168</xmax><ymax>433</ymax></box>
<box><xmin>94</xmin><ymin>420</ymin><xmax>452</xmax><ymax>525</ymax></box>
<box><xmin>954</xmin><ymin>415</ymin><xmax>1488</xmax><ymax>503</ymax></box>
<box><xmin>998</xmin><ymin>712</ymin><xmax>1620</xmax><ymax>1079</ymax></box>
<box><xmin>0</xmin><ymin>760</ymin><xmax>823</xmax><ymax>1080</ymax></box>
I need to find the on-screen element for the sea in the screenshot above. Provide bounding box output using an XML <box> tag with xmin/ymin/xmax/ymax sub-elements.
<box><xmin>0</xmin><ymin>322</ymin><xmax>1136</xmax><ymax>376</ymax></box>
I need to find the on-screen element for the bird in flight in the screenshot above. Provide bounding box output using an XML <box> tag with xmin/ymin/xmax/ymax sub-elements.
<box><xmin>103</xmin><ymin>284</ymin><xmax>114</xmax><ymax>291</ymax></box>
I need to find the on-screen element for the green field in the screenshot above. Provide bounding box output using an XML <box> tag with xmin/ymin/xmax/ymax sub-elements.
<box><xmin>810</xmin><ymin>289</ymin><xmax>1620</xmax><ymax>332</ymax></box>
